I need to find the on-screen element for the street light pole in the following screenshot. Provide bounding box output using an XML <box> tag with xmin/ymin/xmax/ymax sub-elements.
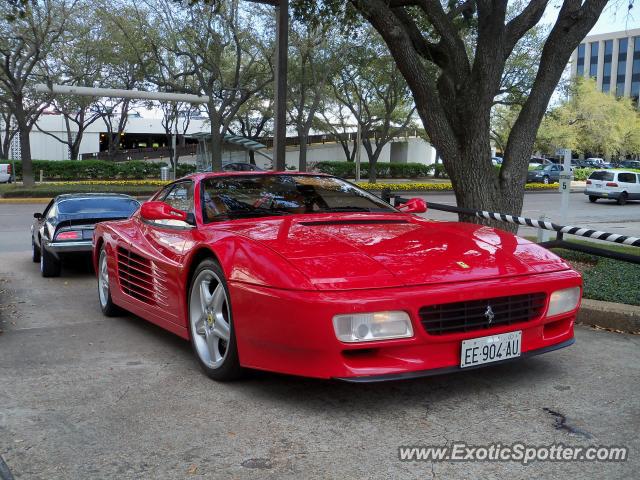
<box><xmin>355</xmin><ymin>99</ymin><xmax>362</xmax><ymax>182</ymax></box>
<box><xmin>272</xmin><ymin>0</ymin><xmax>288</xmax><ymax>171</ymax></box>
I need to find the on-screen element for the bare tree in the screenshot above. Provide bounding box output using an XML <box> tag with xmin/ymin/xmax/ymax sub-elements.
<box><xmin>227</xmin><ymin>90</ymin><xmax>273</xmax><ymax>165</ymax></box>
<box><xmin>287</xmin><ymin>21</ymin><xmax>338</xmax><ymax>171</ymax></box>
<box><xmin>316</xmin><ymin>101</ymin><xmax>357</xmax><ymax>162</ymax></box>
<box><xmin>133</xmin><ymin>0</ymin><xmax>273</xmax><ymax>171</ymax></box>
<box><xmin>36</xmin><ymin>5</ymin><xmax>106</xmax><ymax>160</ymax></box>
<box><xmin>330</xmin><ymin>27</ymin><xmax>416</xmax><ymax>182</ymax></box>
<box><xmin>0</xmin><ymin>0</ymin><xmax>73</xmax><ymax>185</ymax></box>
<box><xmin>159</xmin><ymin>102</ymin><xmax>197</xmax><ymax>169</ymax></box>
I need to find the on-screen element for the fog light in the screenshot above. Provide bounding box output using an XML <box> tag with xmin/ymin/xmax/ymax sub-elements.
<box><xmin>547</xmin><ymin>287</ymin><xmax>581</xmax><ymax>316</ymax></box>
<box><xmin>333</xmin><ymin>311</ymin><xmax>413</xmax><ymax>343</ymax></box>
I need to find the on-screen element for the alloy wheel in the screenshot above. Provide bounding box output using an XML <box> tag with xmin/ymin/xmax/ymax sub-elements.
<box><xmin>189</xmin><ymin>269</ymin><xmax>231</xmax><ymax>369</ymax></box>
<box><xmin>98</xmin><ymin>250</ymin><xmax>110</xmax><ymax>308</ymax></box>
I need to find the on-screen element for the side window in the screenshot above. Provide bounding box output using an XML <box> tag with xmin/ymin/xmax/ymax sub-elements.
<box><xmin>163</xmin><ymin>182</ymin><xmax>194</xmax><ymax>212</ymax></box>
<box><xmin>46</xmin><ymin>203</ymin><xmax>57</xmax><ymax>220</ymax></box>
<box><xmin>618</xmin><ymin>173</ymin><xmax>637</xmax><ymax>184</ymax></box>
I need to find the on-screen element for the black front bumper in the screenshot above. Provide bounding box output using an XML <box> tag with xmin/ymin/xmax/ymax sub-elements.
<box><xmin>334</xmin><ymin>338</ymin><xmax>575</xmax><ymax>383</ymax></box>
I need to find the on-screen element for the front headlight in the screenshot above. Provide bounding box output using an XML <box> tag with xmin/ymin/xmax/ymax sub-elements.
<box><xmin>547</xmin><ymin>287</ymin><xmax>581</xmax><ymax>316</ymax></box>
<box><xmin>333</xmin><ymin>311</ymin><xmax>414</xmax><ymax>343</ymax></box>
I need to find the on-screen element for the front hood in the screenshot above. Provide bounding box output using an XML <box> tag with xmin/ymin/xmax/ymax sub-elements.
<box><xmin>220</xmin><ymin>214</ymin><xmax>571</xmax><ymax>290</ymax></box>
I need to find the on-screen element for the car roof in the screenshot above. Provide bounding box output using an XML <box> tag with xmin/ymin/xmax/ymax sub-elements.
<box><xmin>54</xmin><ymin>193</ymin><xmax>138</xmax><ymax>201</ymax></box>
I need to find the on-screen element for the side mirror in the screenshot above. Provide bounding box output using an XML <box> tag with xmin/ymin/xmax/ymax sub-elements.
<box><xmin>34</xmin><ymin>212</ymin><xmax>43</xmax><ymax>220</ymax></box>
<box><xmin>140</xmin><ymin>201</ymin><xmax>190</xmax><ymax>223</ymax></box>
<box><xmin>397</xmin><ymin>198</ymin><xmax>427</xmax><ymax>214</ymax></box>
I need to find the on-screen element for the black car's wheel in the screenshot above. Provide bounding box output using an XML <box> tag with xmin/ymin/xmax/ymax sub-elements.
<box><xmin>188</xmin><ymin>258</ymin><xmax>243</xmax><ymax>381</ymax></box>
<box><xmin>543</xmin><ymin>175</ymin><xmax>550</xmax><ymax>184</ymax></box>
<box><xmin>589</xmin><ymin>196</ymin><xmax>598</xmax><ymax>203</ymax></box>
<box><xmin>32</xmin><ymin>238</ymin><xmax>41</xmax><ymax>263</ymax></box>
<box><xmin>617</xmin><ymin>192</ymin><xmax>628</xmax><ymax>206</ymax></box>
<box><xmin>40</xmin><ymin>244</ymin><xmax>61</xmax><ymax>277</ymax></box>
<box><xmin>98</xmin><ymin>246</ymin><xmax>121</xmax><ymax>316</ymax></box>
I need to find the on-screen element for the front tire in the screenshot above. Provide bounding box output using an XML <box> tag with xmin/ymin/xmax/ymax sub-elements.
<box><xmin>589</xmin><ymin>196</ymin><xmax>598</xmax><ymax>203</ymax></box>
<box><xmin>617</xmin><ymin>192</ymin><xmax>628</xmax><ymax>205</ymax></box>
<box><xmin>188</xmin><ymin>259</ymin><xmax>242</xmax><ymax>381</ymax></box>
<box><xmin>542</xmin><ymin>175</ymin><xmax>550</xmax><ymax>185</ymax></box>
<box><xmin>40</xmin><ymin>245</ymin><xmax>61</xmax><ymax>277</ymax></box>
<box><xmin>98</xmin><ymin>246</ymin><xmax>121</xmax><ymax>316</ymax></box>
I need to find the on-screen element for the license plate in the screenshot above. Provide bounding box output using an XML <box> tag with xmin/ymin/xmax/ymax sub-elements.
<box><xmin>596</xmin><ymin>184</ymin><xmax>602</xmax><ymax>188</ymax></box>
<box><xmin>460</xmin><ymin>331</ymin><xmax>521</xmax><ymax>368</ymax></box>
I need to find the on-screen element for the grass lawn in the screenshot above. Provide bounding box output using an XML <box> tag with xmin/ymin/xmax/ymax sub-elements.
<box><xmin>549</xmin><ymin>241</ymin><xmax>640</xmax><ymax>306</ymax></box>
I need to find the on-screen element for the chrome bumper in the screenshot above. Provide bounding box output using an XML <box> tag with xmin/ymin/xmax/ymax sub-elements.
<box><xmin>44</xmin><ymin>240</ymin><xmax>93</xmax><ymax>253</ymax></box>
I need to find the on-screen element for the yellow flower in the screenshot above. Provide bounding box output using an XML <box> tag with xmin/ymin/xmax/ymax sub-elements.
<box><xmin>355</xmin><ymin>182</ymin><xmax>558</xmax><ymax>191</ymax></box>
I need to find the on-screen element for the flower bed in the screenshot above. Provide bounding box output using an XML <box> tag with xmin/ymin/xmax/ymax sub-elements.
<box><xmin>355</xmin><ymin>182</ymin><xmax>560</xmax><ymax>191</ymax></box>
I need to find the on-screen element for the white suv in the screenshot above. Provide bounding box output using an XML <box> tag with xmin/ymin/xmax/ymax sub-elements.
<box><xmin>0</xmin><ymin>163</ymin><xmax>13</xmax><ymax>183</ymax></box>
<box><xmin>585</xmin><ymin>170</ymin><xmax>640</xmax><ymax>205</ymax></box>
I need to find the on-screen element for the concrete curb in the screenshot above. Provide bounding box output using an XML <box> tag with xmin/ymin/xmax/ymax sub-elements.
<box><xmin>577</xmin><ymin>299</ymin><xmax>640</xmax><ymax>333</ymax></box>
<box><xmin>0</xmin><ymin>198</ymin><xmax>51</xmax><ymax>204</ymax></box>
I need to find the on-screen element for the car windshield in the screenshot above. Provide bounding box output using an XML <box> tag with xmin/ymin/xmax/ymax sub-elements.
<box><xmin>532</xmin><ymin>165</ymin><xmax>547</xmax><ymax>171</ymax></box>
<box><xmin>201</xmin><ymin>174</ymin><xmax>395</xmax><ymax>221</ymax></box>
<box><xmin>588</xmin><ymin>171</ymin><xmax>614</xmax><ymax>181</ymax></box>
<box><xmin>57</xmin><ymin>197</ymin><xmax>140</xmax><ymax>216</ymax></box>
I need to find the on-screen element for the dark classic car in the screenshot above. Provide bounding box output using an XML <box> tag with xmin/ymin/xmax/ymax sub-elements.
<box><xmin>31</xmin><ymin>193</ymin><xmax>140</xmax><ymax>277</ymax></box>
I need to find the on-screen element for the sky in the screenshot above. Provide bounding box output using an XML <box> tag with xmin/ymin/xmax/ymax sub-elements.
<box><xmin>589</xmin><ymin>3</ymin><xmax>639</xmax><ymax>34</ymax></box>
<box><xmin>542</xmin><ymin>1</ymin><xmax>640</xmax><ymax>35</ymax></box>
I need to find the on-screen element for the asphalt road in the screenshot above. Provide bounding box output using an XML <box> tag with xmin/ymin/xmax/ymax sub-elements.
<box><xmin>0</xmin><ymin>199</ymin><xmax>639</xmax><ymax>479</ymax></box>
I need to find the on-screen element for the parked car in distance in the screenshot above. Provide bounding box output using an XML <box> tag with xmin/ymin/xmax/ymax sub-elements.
<box><xmin>223</xmin><ymin>162</ymin><xmax>264</xmax><ymax>172</ymax></box>
<box><xmin>585</xmin><ymin>170</ymin><xmax>640</xmax><ymax>205</ymax></box>
<box><xmin>528</xmin><ymin>157</ymin><xmax>553</xmax><ymax>169</ymax></box>
<box><xmin>619</xmin><ymin>160</ymin><xmax>640</xmax><ymax>170</ymax></box>
<box><xmin>93</xmin><ymin>172</ymin><xmax>581</xmax><ymax>382</ymax></box>
<box><xmin>585</xmin><ymin>157</ymin><xmax>613</xmax><ymax>168</ymax></box>
<box><xmin>32</xmin><ymin>193</ymin><xmax>140</xmax><ymax>277</ymax></box>
<box><xmin>491</xmin><ymin>157</ymin><xmax>503</xmax><ymax>166</ymax></box>
<box><xmin>0</xmin><ymin>163</ymin><xmax>12</xmax><ymax>183</ymax></box>
<box><xmin>526</xmin><ymin>163</ymin><xmax>569</xmax><ymax>184</ymax></box>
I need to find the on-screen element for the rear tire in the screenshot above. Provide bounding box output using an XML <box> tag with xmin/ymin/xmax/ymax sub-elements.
<box><xmin>40</xmin><ymin>245</ymin><xmax>61</xmax><ymax>277</ymax></box>
<box><xmin>589</xmin><ymin>196</ymin><xmax>598</xmax><ymax>203</ymax></box>
<box><xmin>617</xmin><ymin>192</ymin><xmax>628</xmax><ymax>206</ymax></box>
<box><xmin>98</xmin><ymin>246</ymin><xmax>121</xmax><ymax>316</ymax></box>
<box><xmin>32</xmin><ymin>239</ymin><xmax>41</xmax><ymax>263</ymax></box>
<box><xmin>188</xmin><ymin>258</ymin><xmax>243</xmax><ymax>381</ymax></box>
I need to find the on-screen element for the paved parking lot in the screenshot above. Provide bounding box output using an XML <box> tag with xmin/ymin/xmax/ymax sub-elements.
<box><xmin>1</xmin><ymin>198</ymin><xmax>639</xmax><ymax>479</ymax></box>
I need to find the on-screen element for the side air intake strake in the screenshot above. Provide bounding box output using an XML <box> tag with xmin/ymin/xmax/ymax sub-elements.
<box><xmin>116</xmin><ymin>247</ymin><xmax>168</xmax><ymax>307</ymax></box>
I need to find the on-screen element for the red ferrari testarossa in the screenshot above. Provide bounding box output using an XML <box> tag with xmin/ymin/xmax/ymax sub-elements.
<box><xmin>94</xmin><ymin>172</ymin><xmax>581</xmax><ymax>381</ymax></box>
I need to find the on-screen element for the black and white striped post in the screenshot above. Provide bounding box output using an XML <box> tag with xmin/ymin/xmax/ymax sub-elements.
<box><xmin>380</xmin><ymin>190</ymin><xmax>640</xmax><ymax>265</ymax></box>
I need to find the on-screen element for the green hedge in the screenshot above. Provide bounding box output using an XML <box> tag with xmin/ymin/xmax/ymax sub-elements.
<box><xmin>10</xmin><ymin>160</ymin><xmax>197</xmax><ymax>181</ymax></box>
<box><xmin>553</xmin><ymin>247</ymin><xmax>640</xmax><ymax>306</ymax></box>
<box><xmin>314</xmin><ymin>161</ymin><xmax>434</xmax><ymax>178</ymax></box>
